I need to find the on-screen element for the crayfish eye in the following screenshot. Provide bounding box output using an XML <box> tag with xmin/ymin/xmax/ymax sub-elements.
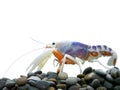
<box><xmin>52</xmin><ymin>42</ymin><xmax>55</xmax><ymax>45</ymax></box>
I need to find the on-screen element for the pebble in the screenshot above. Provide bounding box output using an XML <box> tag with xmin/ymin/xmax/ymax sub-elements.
<box><xmin>28</xmin><ymin>85</ymin><xmax>39</xmax><ymax>90</ymax></box>
<box><xmin>1</xmin><ymin>66</ymin><xmax>120</xmax><ymax>90</ymax></box>
<box><xmin>106</xmin><ymin>73</ymin><xmax>114</xmax><ymax>82</ymax></box>
<box><xmin>95</xmin><ymin>69</ymin><xmax>106</xmax><ymax>76</ymax></box>
<box><xmin>28</xmin><ymin>79</ymin><xmax>37</xmax><ymax>86</ymax></box>
<box><xmin>0</xmin><ymin>79</ymin><xmax>6</xmax><ymax>89</ymax></box>
<box><xmin>38</xmin><ymin>73</ymin><xmax>47</xmax><ymax>79</ymax></box>
<box><xmin>84</xmin><ymin>72</ymin><xmax>104</xmax><ymax>82</ymax></box>
<box><xmin>83</xmin><ymin>67</ymin><xmax>93</xmax><ymax>75</ymax></box>
<box><xmin>17</xmin><ymin>84</ymin><xmax>29</xmax><ymax>90</ymax></box>
<box><xmin>27</xmin><ymin>72</ymin><xmax>35</xmax><ymax>78</ymax></box>
<box><xmin>91</xmin><ymin>79</ymin><xmax>101</xmax><ymax>89</ymax></box>
<box><xmin>47</xmin><ymin>72</ymin><xmax>58</xmax><ymax>79</ymax></box>
<box><xmin>5</xmin><ymin>79</ymin><xmax>15</xmax><ymax>88</ymax></box>
<box><xmin>28</xmin><ymin>76</ymin><xmax>41</xmax><ymax>81</ymax></box>
<box><xmin>86</xmin><ymin>85</ymin><xmax>94</xmax><ymax>90</ymax></box>
<box><xmin>68</xmin><ymin>85</ymin><xmax>80</xmax><ymax>90</ymax></box>
<box><xmin>58</xmin><ymin>72</ymin><xmax>68</xmax><ymax>80</ymax></box>
<box><xmin>56</xmin><ymin>83</ymin><xmax>66</xmax><ymax>89</ymax></box>
<box><xmin>114</xmin><ymin>85</ymin><xmax>120</xmax><ymax>90</ymax></box>
<box><xmin>47</xmin><ymin>78</ymin><xmax>57</xmax><ymax>84</ymax></box>
<box><xmin>15</xmin><ymin>76</ymin><xmax>27</xmax><ymax>86</ymax></box>
<box><xmin>115</xmin><ymin>77</ymin><xmax>120</xmax><ymax>85</ymax></box>
<box><xmin>107</xmin><ymin>67</ymin><xmax>119</xmax><ymax>78</ymax></box>
<box><xmin>48</xmin><ymin>86</ymin><xmax>56</xmax><ymax>90</ymax></box>
<box><xmin>77</xmin><ymin>74</ymin><xmax>85</xmax><ymax>79</ymax></box>
<box><xmin>34</xmin><ymin>70</ymin><xmax>42</xmax><ymax>75</ymax></box>
<box><xmin>36</xmin><ymin>81</ymin><xmax>50</xmax><ymax>90</ymax></box>
<box><xmin>66</xmin><ymin>77</ymin><xmax>77</xmax><ymax>85</ymax></box>
<box><xmin>104</xmin><ymin>80</ymin><xmax>113</xmax><ymax>89</ymax></box>
<box><xmin>96</xmin><ymin>86</ymin><xmax>107</xmax><ymax>90</ymax></box>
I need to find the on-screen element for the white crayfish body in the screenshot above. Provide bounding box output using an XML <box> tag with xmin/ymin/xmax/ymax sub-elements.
<box><xmin>26</xmin><ymin>41</ymin><xmax>117</xmax><ymax>73</ymax></box>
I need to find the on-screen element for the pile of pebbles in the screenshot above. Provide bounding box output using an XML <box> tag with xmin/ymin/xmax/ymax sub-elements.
<box><xmin>1</xmin><ymin>67</ymin><xmax>120</xmax><ymax>90</ymax></box>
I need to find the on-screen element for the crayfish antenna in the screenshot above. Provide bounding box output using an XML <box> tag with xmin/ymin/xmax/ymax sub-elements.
<box><xmin>3</xmin><ymin>48</ymin><xmax>45</xmax><ymax>77</ymax></box>
<box><xmin>30</xmin><ymin>37</ymin><xmax>45</xmax><ymax>45</ymax></box>
<box><xmin>26</xmin><ymin>49</ymin><xmax>53</xmax><ymax>73</ymax></box>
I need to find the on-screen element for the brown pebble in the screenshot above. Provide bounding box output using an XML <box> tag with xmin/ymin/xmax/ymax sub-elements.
<box><xmin>15</xmin><ymin>76</ymin><xmax>27</xmax><ymax>86</ymax></box>
<box><xmin>56</xmin><ymin>83</ymin><xmax>66</xmax><ymax>89</ymax></box>
<box><xmin>48</xmin><ymin>86</ymin><xmax>56</xmax><ymax>90</ymax></box>
<box><xmin>48</xmin><ymin>78</ymin><xmax>57</xmax><ymax>83</ymax></box>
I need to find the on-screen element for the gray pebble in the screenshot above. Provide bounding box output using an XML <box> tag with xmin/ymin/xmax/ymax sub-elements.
<box><xmin>2</xmin><ymin>87</ymin><xmax>8</xmax><ymax>90</ymax></box>
<box><xmin>115</xmin><ymin>77</ymin><xmax>120</xmax><ymax>85</ymax></box>
<box><xmin>5</xmin><ymin>80</ymin><xmax>15</xmax><ymax>88</ymax></box>
<box><xmin>28</xmin><ymin>76</ymin><xmax>41</xmax><ymax>81</ymax></box>
<box><xmin>80</xmin><ymin>85</ymin><xmax>94</xmax><ymax>90</ymax></box>
<box><xmin>47</xmin><ymin>72</ymin><xmax>58</xmax><ymax>79</ymax></box>
<box><xmin>106</xmin><ymin>74</ymin><xmax>114</xmax><ymax>82</ymax></box>
<box><xmin>58</xmin><ymin>72</ymin><xmax>68</xmax><ymax>80</ymax></box>
<box><xmin>36</xmin><ymin>81</ymin><xmax>50</xmax><ymax>90</ymax></box>
<box><xmin>95</xmin><ymin>69</ymin><xmax>106</xmax><ymax>76</ymax></box>
<box><xmin>79</xmin><ymin>87</ymin><xmax>87</xmax><ymax>90</ymax></box>
<box><xmin>104</xmin><ymin>80</ymin><xmax>113</xmax><ymax>89</ymax></box>
<box><xmin>91</xmin><ymin>79</ymin><xmax>101</xmax><ymax>89</ymax></box>
<box><xmin>86</xmin><ymin>85</ymin><xmax>94</xmax><ymax>90</ymax></box>
<box><xmin>38</xmin><ymin>73</ymin><xmax>47</xmax><ymax>79</ymax></box>
<box><xmin>0</xmin><ymin>79</ymin><xmax>6</xmax><ymax>89</ymax></box>
<box><xmin>28</xmin><ymin>79</ymin><xmax>37</xmax><ymax>86</ymax></box>
<box><xmin>68</xmin><ymin>85</ymin><xmax>80</xmax><ymax>90</ymax></box>
<box><xmin>17</xmin><ymin>84</ymin><xmax>29</xmax><ymax>90</ymax></box>
<box><xmin>28</xmin><ymin>85</ymin><xmax>39</xmax><ymax>90</ymax></box>
<box><xmin>47</xmin><ymin>81</ymin><xmax>56</xmax><ymax>86</ymax></box>
<box><xmin>66</xmin><ymin>77</ymin><xmax>77</xmax><ymax>85</ymax></box>
<box><xmin>114</xmin><ymin>85</ymin><xmax>120</xmax><ymax>90</ymax></box>
<box><xmin>85</xmin><ymin>72</ymin><xmax>104</xmax><ymax>82</ymax></box>
<box><xmin>107</xmin><ymin>67</ymin><xmax>119</xmax><ymax>78</ymax></box>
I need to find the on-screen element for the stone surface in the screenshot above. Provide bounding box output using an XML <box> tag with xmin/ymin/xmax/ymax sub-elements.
<box><xmin>1</xmin><ymin>67</ymin><xmax>120</xmax><ymax>90</ymax></box>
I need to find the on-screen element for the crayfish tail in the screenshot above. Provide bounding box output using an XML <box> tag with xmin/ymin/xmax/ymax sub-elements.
<box><xmin>107</xmin><ymin>50</ymin><xmax>117</xmax><ymax>66</ymax></box>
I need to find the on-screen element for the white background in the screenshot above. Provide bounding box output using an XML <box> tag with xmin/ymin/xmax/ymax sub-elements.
<box><xmin>0</xmin><ymin>0</ymin><xmax>120</xmax><ymax>79</ymax></box>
